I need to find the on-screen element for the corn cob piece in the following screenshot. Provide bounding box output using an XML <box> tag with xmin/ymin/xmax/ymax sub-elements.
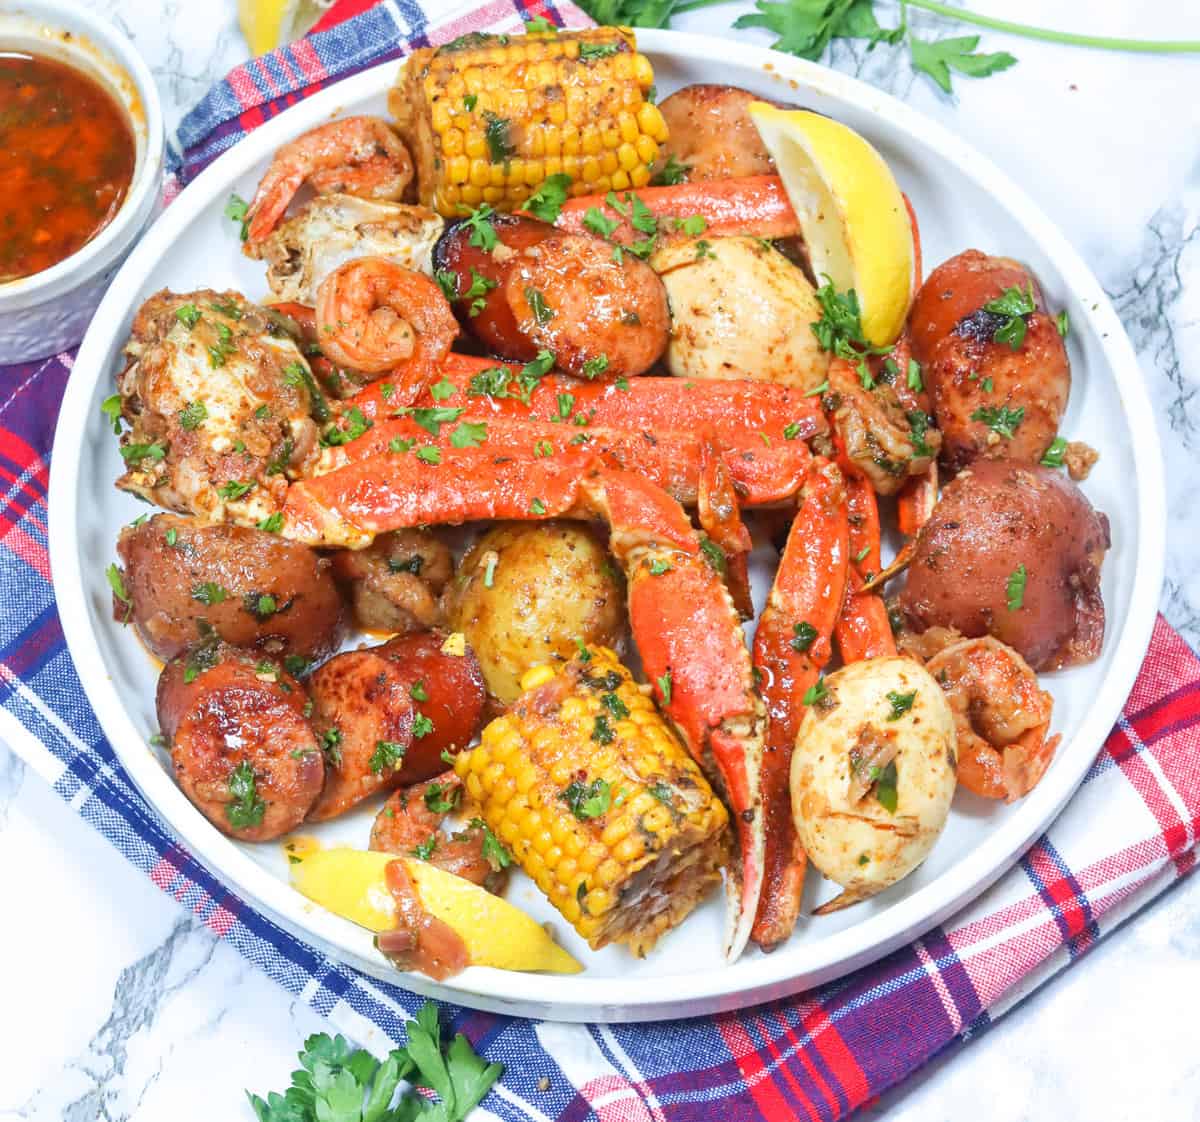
<box><xmin>389</xmin><ymin>27</ymin><xmax>668</xmax><ymax>218</ymax></box>
<box><xmin>455</xmin><ymin>646</ymin><xmax>729</xmax><ymax>956</ymax></box>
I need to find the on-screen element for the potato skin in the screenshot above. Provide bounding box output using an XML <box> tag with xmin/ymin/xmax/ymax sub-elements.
<box><xmin>790</xmin><ymin>657</ymin><xmax>956</xmax><ymax>905</ymax></box>
<box><xmin>443</xmin><ymin>522</ymin><xmax>626</xmax><ymax>703</ymax></box>
<box><xmin>651</xmin><ymin>237</ymin><xmax>829</xmax><ymax>392</ymax></box>
<box><xmin>910</xmin><ymin>250</ymin><xmax>1070</xmax><ymax>471</ymax></box>
<box><xmin>117</xmin><ymin>513</ymin><xmax>346</xmax><ymax>662</ymax></box>
<box><xmin>899</xmin><ymin>461</ymin><xmax>1110</xmax><ymax>670</ymax></box>
<box><xmin>157</xmin><ymin>644</ymin><xmax>323</xmax><ymax>841</ymax></box>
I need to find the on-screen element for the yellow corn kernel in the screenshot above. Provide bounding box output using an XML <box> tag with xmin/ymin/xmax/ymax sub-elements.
<box><xmin>630</xmin><ymin>164</ymin><xmax>652</xmax><ymax>188</ymax></box>
<box><xmin>635</xmin><ymin>134</ymin><xmax>659</xmax><ymax>165</ymax></box>
<box><xmin>617</xmin><ymin>143</ymin><xmax>640</xmax><ymax>173</ymax></box>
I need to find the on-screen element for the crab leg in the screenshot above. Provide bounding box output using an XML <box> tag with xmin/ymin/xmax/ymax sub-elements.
<box><xmin>284</xmin><ymin>452</ymin><xmax>766</xmax><ymax>960</ymax></box>
<box><xmin>750</xmin><ymin>460</ymin><xmax>849</xmax><ymax>949</ymax></box>
<box><xmin>833</xmin><ymin>475</ymin><xmax>898</xmax><ymax>662</ymax></box>
<box><xmin>579</xmin><ymin>467</ymin><xmax>765</xmax><ymax>962</ymax></box>
<box><xmin>317</xmin><ymin>412</ymin><xmax>813</xmax><ymax>511</ymax></box>
<box><xmin>556</xmin><ymin>175</ymin><xmax>800</xmax><ymax>243</ymax></box>
<box><xmin>346</xmin><ymin>353</ymin><xmax>827</xmax><ymax>447</ymax></box>
<box><xmin>696</xmin><ymin>427</ymin><xmax>754</xmax><ymax>618</ymax></box>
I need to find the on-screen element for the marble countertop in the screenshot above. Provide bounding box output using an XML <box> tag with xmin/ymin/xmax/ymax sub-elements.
<box><xmin>2</xmin><ymin>1</ymin><xmax>1198</xmax><ymax>1118</ymax></box>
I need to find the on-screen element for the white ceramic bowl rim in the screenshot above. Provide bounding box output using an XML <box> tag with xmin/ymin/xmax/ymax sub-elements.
<box><xmin>48</xmin><ymin>29</ymin><xmax>1166</xmax><ymax>1020</ymax></box>
<box><xmin>0</xmin><ymin>0</ymin><xmax>164</xmax><ymax>307</ymax></box>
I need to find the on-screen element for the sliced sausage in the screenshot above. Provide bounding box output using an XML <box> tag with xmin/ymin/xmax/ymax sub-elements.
<box><xmin>116</xmin><ymin>513</ymin><xmax>346</xmax><ymax>663</ymax></box>
<box><xmin>306</xmin><ymin>649</ymin><xmax>417</xmax><ymax>821</ymax></box>
<box><xmin>655</xmin><ymin>85</ymin><xmax>778</xmax><ymax>181</ymax></box>
<box><xmin>157</xmin><ymin>644</ymin><xmax>323</xmax><ymax>841</ymax></box>
<box><xmin>306</xmin><ymin>631</ymin><xmax>486</xmax><ymax>820</ymax></box>
<box><xmin>502</xmin><ymin>233</ymin><xmax>669</xmax><ymax>379</ymax></box>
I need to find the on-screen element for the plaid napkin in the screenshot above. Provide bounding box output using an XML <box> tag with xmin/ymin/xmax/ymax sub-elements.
<box><xmin>5</xmin><ymin>0</ymin><xmax>1197</xmax><ymax>1117</ymax></box>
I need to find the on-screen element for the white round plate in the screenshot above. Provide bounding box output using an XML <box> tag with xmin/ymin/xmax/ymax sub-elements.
<box><xmin>49</xmin><ymin>29</ymin><xmax>1164</xmax><ymax>1023</ymax></box>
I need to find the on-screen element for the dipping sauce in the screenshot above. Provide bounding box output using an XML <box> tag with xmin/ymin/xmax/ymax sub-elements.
<box><xmin>0</xmin><ymin>51</ymin><xmax>135</xmax><ymax>282</ymax></box>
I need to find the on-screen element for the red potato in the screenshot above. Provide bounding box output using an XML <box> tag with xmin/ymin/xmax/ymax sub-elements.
<box><xmin>909</xmin><ymin>250</ymin><xmax>1070</xmax><ymax>471</ymax></box>
<box><xmin>899</xmin><ymin>461</ymin><xmax>1110</xmax><ymax>670</ymax></box>
<box><xmin>306</xmin><ymin>631</ymin><xmax>486</xmax><ymax>821</ymax></box>
<box><xmin>116</xmin><ymin>514</ymin><xmax>346</xmax><ymax>663</ymax></box>
<box><xmin>157</xmin><ymin>645</ymin><xmax>323</xmax><ymax>841</ymax></box>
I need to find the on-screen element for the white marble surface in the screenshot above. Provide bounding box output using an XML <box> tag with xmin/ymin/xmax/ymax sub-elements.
<box><xmin>3</xmin><ymin>1</ymin><xmax>1199</xmax><ymax>1119</ymax></box>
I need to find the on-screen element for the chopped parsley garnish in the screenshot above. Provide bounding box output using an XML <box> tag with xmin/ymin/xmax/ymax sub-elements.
<box><xmin>207</xmin><ymin>321</ymin><xmax>237</xmax><ymax>368</ymax></box>
<box><xmin>971</xmin><ymin>404</ymin><xmax>1025</xmax><ymax>439</ymax></box>
<box><xmin>907</xmin><ymin>358</ymin><xmax>924</xmax><ymax>391</ymax></box>
<box><xmin>791</xmin><ymin>621</ymin><xmax>818</xmax><ymax>653</ymax></box>
<box><xmin>256</xmin><ymin>512</ymin><xmax>283</xmax><ymax>533</ymax></box>
<box><xmin>874</xmin><ymin>759</ymin><xmax>899</xmax><ymax>813</ymax></box>
<box><xmin>582</xmin><ymin>353</ymin><xmax>610</xmax><ymax>379</ymax></box>
<box><xmin>412</xmin><ymin>713</ymin><xmax>434</xmax><ymax>739</ymax></box>
<box><xmin>463</xmin><ymin>93</ymin><xmax>478</xmax><ymax>111</ymax></box>
<box><xmin>224</xmin><ymin>194</ymin><xmax>249</xmax><ymax>241</ymax></box>
<box><xmin>1056</xmin><ymin>310</ymin><xmax>1070</xmax><ymax>337</ymax></box>
<box><xmin>423</xmin><ymin>781</ymin><xmax>461</xmax><ymax>814</ymax></box>
<box><xmin>783</xmin><ymin>420</ymin><xmax>804</xmax><ymax>440</ymax></box>
<box><xmin>106</xmin><ymin>562</ymin><xmax>129</xmax><ymax>608</ymax></box>
<box><xmin>369</xmin><ymin>739</ymin><xmax>406</xmax><ymax>773</ymax></box>
<box><xmin>429</xmin><ymin>377</ymin><xmax>455</xmax><ymax>401</ymax></box>
<box><xmin>210</xmin><ymin>299</ymin><xmax>243</xmax><ymax>321</ymax></box>
<box><xmin>410</xmin><ymin>680</ymin><xmax>429</xmax><ymax>702</ymax></box>
<box><xmin>525</xmin><ymin>287</ymin><xmax>555</xmax><ymax>325</ymax></box>
<box><xmin>191</xmin><ymin>582</ymin><xmax>227</xmax><ymax>606</ymax></box>
<box><xmin>226</xmin><ymin>761</ymin><xmax>264</xmax><ymax>829</ymax></box>
<box><xmin>529</xmin><ymin>497</ymin><xmax>547</xmax><ymax>515</ymax></box>
<box><xmin>483</xmin><ymin>112</ymin><xmax>516</xmax><ymax>163</ymax></box>
<box><xmin>101</xmin><ymin>393</ymin><xmax>124</xmax><ymax>434</ymax></box>
<box><xmin>523</xmin><ymin>172</ymin><xmax>571</xmax><ymax>222</ymax></box>
<box><xmin>804</xmin><ymin>380</ymin><xmax>830</xmax><ymax>398</ymax></box>
<box><xmin>321</xmin><ymin>405</ymin><xmax>373</xmax><ymax>446</ymax></box>
<box><xmin>591</xmin><ymin>713</ymin><xmax>615</xmax><ymax>744</ymax></box>
<box><xmin>217</xmin><ymin>479</ymin><xmax>254</xmax><ymax>500</ymax></box>
<box><xmin>409</xmin><ymin>406</ymin><xmax>464</xmax><ymax>436</ymax></box>
<box><xmin>462</xmin><ymin>266</ymin><xmax>497</xmax><ymax>316</ymax></box>
<box><xmin>648</xmin><ymin>558</ymin><xmax>672</xmax><ymax>575</ymax></box>
<box><xmin>650</xmin><ymin>154</ymin><xmax>689</xmax><ymax>186</ymax></box>
<box><xmin>699</xmin><ymin>537</ymin><xmax>726</xmax><ymax>576</ymax></box>
<box><xmin>560</xmin><ymin>776</ymin><xmax>612</xmax><ymax>819</ymax></box>
<box><xmin>322</xmin><ymin>727</ymin><xmax>343</xmax><ymax>766</ymax></box>
<box><xmin>694</xmin><ymin>239</ymin><xmax>714</xmax><ymax>259</ymax></box>
<box><xmin>464</xmin><ymin>203</ymin><xmax>498</xmax><ymax>252</ymax></box>
<box><xmin>983</xmin><ymin>281</ymin><xmax>1036</xmax><ymax>349</ymax></box>
<box><xmin>907</xmin><ymin>409</ymin><xmax>934</xmax><ymax>458</ymax></box>
<box><xmin>629</xmin><ymin>193</ymin><xmax>657</xmax><ymax>235</ymax></box>
<box><xmin>573</xmin><ymin>638</ymin><xmax>592</xmax><ymax>661</ymax></box>
<box><xmin>1006</xmin><ymin>563</ymin><xmax>1027</xmax><ymax>611</ymax></box>
<box><xmin>435</xmin><ymin>268</ymin><xmax>459</xmax><ymax>302</ymax></box>
<box><xmin>579</xmin><ymin>41</ymin><xmax>620</xmax><ymax>60</ymax></box>
<box><xmin>886</xmin><ymin>689</ymin><xmax>917</xmax><ymax>720</ymax></box>
<box><xmin>412</xmin><ymin>834</ymin><xmax>438</xmax><ymax>861</ymax></box>
<box><xmin>120</xmin><ymin>441</ymin><xmax>167</xmax><ymax>464</ymax></box>
<box><xmin>389</xmin><ymin>436</ymin><xmax>414</xmax><ymax>454</ymax></box>
<box><xmin>1041</xmin><ymin>436</ymin><xmax>1068</xmax><ymax>467</ymax></box>
<box><xmin>656</xmin><ymin>670</ymin><xmax>672</xmax><ymax>704</ymax></box>
<box><xmin>416</xmin><ymin>445</ymin><xmax>442</xmax><ymax>464</ymax></box>
<box><xmin>810</xmin><ymin>277</ymin><xmax>888</xmax><ymax>387</ymax></box>
<box><xmin>175</xmin><ymin>303</ymin><xmax>201</xmax><ymax>329</ymax></box>
<box><xmin>450</xmin><ymin>421</ymin><xmax>487</xmax><ymax>448</ymax></box>
<box><xmin>284</xmin><ymin>655</ymin><xmax>310</xmax><ymax>677</ymax></box>
<box><xmin>601</xmin><ymin>692</ymin><xmax>629</xmax><ymax>720</ymax></box>
<box><xmin>245</xmin><ymin>592</ymin><xmax>278</xmax><ymax>619</ymax></box>
<box><xmin>469</xmin><ymin>818</ymin><xmax>513</xmax><ymax>869</ymax></box>
<box><xmin>802</xmin><ymin>677</ymin><xmax>829</xmax><ymax>706</ymax></box>
<box><xmin>676</xmin><ymin>214</ymin><xmax>707</xmax><ymax>237</ymax></box>
<box><xmin>164</xmin><ymin>528</ymin><xmax>178</xmax><ymax>546</ymax></box>
<box><xmin>648</xmin><ymin>780</ymin><xmax>673</xmax><ymax>804</ymax></box>
<box><xmin>583</xmin><ymin>206</ymin><xmax>619</xmax><ymax>239</ymax></box>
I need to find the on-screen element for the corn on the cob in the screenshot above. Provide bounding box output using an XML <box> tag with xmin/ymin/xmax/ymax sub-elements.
<box><xmin>455</xmin><ymin>647</ymin><xmax>729</xmax><ymax>956</ymax></box>
<box><xmin>389</xmin><ymin>27</ymin><xmax>668</xmax><ymax>218</ymax></box>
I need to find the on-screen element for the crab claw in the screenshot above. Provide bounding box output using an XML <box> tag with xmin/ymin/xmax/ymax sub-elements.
<box><xmin>751</xmin><ymin>459</ymin><xmax>848</xmax><ymax>950</ymax></box>
<box><xmin>578</xmin><ymin>466</ymin><xmax>766</xmax><ymax>963</ymax></box>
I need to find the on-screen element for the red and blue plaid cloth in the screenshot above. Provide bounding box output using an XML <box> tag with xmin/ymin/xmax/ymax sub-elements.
<box><xmin>4</xmin><ymin>1</ymin><xmax>1198</xmax><ymax>1118</ymax></box>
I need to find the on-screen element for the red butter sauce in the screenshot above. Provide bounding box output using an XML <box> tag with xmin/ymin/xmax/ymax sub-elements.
<box><xmin>0</xmin><ymin>51</ymin><xmax>135</xmax><ymax>282</ymax></box>
<box><xmin>377</xmin><ymin>859</ymin><xmax>470</xmax><ymax>980</ymax></box>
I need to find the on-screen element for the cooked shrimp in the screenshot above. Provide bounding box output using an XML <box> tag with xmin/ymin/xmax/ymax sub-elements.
<box><xmin>370</xmin><ymin>772</ymin><xmax>509</xmax><ymax>894</ymax></box>
<box><xmin>315</xmin><ymin>257</ymin><xmax>457</xmax><ymax>394</ymax></box>
<box><xmin>925</xmin><ymin>636</ymin><xmax>1061</xmax><ymax>802</ymax></box>
<box><xmin>331</xmin><ymin>528</ymin><xmax>454</xmax><ymax>635</ymax></box>
<box><xmin>245</xmin><ymin>116</ymin><xmax>413</xmax><ymax>243</ymax></box>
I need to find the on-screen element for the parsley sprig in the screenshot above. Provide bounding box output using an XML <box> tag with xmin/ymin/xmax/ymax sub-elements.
<box><xmin>577</xmin><ymin>1</ymin><xmax>1199</xmax><ymax>94</ymax></box>
<box><xmin>247</xmin><ymin>1004</ymin><xmax>503</xmax><ymax>1122</ymax></box>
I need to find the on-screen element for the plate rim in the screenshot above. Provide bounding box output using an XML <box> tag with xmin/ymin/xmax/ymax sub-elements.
<box><xmin>47</xmin><ymin>27</ymin><xmax>1166</xmax><ymax>1022</ymax></box>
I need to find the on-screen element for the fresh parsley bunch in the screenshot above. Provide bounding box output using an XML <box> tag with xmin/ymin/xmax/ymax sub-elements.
<box><xmin>247</xmin><ymin>1003</ymin><xmax>503</xmax><ymax>1122</ymax></box>
<box><xmin>576</xmin><ymin>0</ymin><xmax>1199</xmax><ymax>94</ymax></box>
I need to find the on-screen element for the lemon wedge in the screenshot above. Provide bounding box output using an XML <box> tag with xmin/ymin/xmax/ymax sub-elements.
<box><xmin>748</xmin><ymin>103</ymin><xmax>914</xmax><ymax>347</ymax></box>
<box><xmin>291</xmin><ymin>847</ymin><xmax>582</xmax><ymax>975</ymax></box>
<box><xmin>237</xmin><ymin>0</ymin><xmax>332</xmax><ymax>54</ymax></box>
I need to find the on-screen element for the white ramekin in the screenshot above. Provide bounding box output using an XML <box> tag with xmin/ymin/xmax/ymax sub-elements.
<box><xmin>0</xmin><ymin>1</ymin><xmax>164</xmax><ymax>363</ymax></box>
